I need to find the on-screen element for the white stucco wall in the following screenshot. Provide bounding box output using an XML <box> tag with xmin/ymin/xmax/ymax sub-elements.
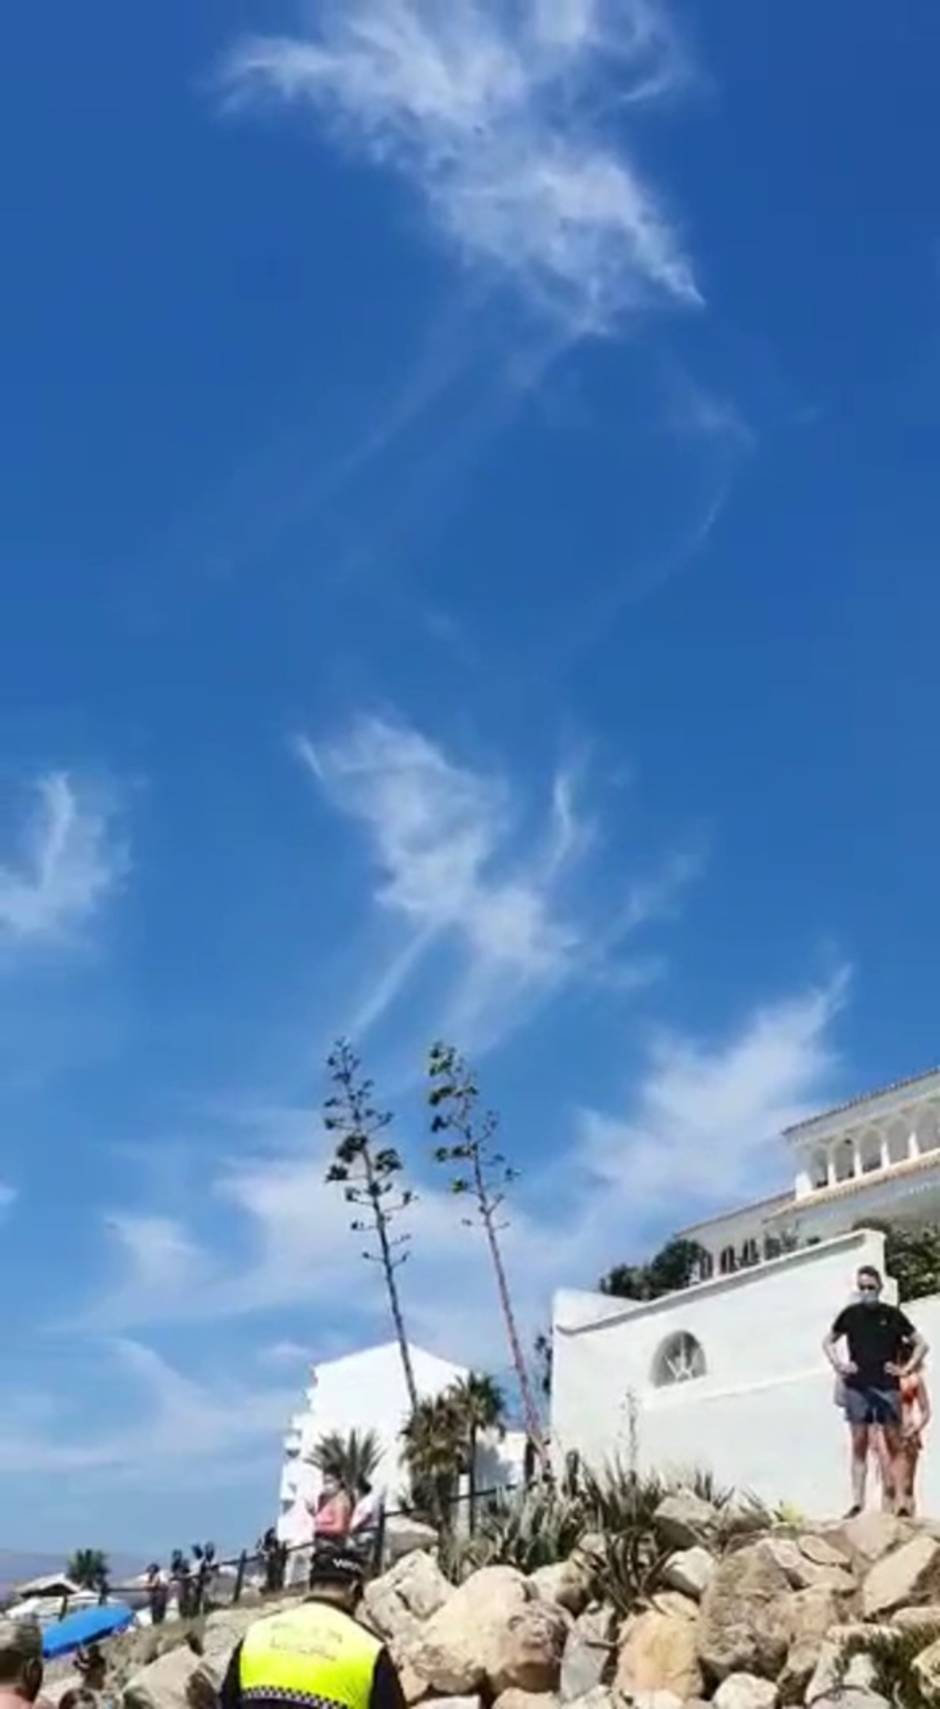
<box><xmin>277</xmin><ymin>1342</ymin><xmax>521</xmax><ymax>1542</ymax></box>
<box><xmin>552</xmin><ymin>1227</ymin><xmax>940</xmax><ymax>1517</ymax></box>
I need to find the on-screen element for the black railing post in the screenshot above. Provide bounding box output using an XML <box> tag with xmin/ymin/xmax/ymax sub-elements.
<box><xmin>233</xmin><ymin>1551</ymin><xmax>247</xmax><ymax>1605</ymax></box>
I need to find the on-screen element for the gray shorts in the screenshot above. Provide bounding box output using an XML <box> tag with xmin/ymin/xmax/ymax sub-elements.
<box><xmin>843</xmin><ymin>1384</ymin><xmax>901</xmax><ymax>1428</ymax></box>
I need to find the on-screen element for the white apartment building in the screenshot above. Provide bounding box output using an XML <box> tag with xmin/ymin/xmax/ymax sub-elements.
<box><xmin>277</xmin><ymin>1340</ymin><xmax>524</xmax><ymax>1543</ymax></box>
<box><xmin>680</xmin><ymin>1066</ymin><xmax>940</xmax><ymax>1276</ymax></box>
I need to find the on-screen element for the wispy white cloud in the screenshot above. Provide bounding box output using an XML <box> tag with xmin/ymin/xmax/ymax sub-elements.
<box><xmin>297</xmin><ymin>716</ymin><xmax>691</xmax><ymax>1050</ymax></box>
<box><xmin>222</xmin><ymin>0</ymin><xmax>700</xmax><ymax>335</ymax></box>
<box><xmin>0</xmin><ymin>772</ymin><xmax>127</xmax><ymax>946</ymax></box>
<box><xmin>574</xmin><ymin>968</ymin><xmax>850</xmax><ymax>1221</ymax></box>
<box><xmin>0</xmin><ymin>1183</ymin><xmax>17</xmax><ymax>1216</ymax></box>
<box><xmin>0</xmin><ymin>1339</ymin><xmax>294</xmax><ymax>1480</ymax></box>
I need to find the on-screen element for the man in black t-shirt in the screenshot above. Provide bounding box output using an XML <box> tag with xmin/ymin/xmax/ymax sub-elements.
<box><xmin>824</xmin><ymin>1263</ymin><xmax>927</xmax><ymax>1517</ymax></box>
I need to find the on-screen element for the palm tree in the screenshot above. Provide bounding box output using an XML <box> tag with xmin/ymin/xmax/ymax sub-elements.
<box><xmin>67</xmin><ymin>1549</ymin><xmax>109</xmax><ymax>1592</ymax></box>
<box><xmin>400</xmin><ymin>1393</ymin><xmax>465</xmax><ymax>1528</ymax></box>
<box><xmin>308</xmin><ymin>1427</ymin><xmax>383</xmax><ymax>1494</ymax></box>
<box><xmin>449</xmin><ymin>1373</ymin><xmax>506</xmax><ymax>1533</ymax></box>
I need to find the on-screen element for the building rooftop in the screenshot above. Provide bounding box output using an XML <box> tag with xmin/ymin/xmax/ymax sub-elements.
<box><xmin>765</xmin><ymin>1143</ymin><xmax>940</xmax><ymax>1217</ymax></box>
<box><xmin>677</xmin><ymin>1188</ymin><xmax>793</xmax><ymax>1238</ymax></box>
<box><xmin>783</xmin><ymin>1066</ymin><xmax>940</xmax><ymax>1138</ymax></box>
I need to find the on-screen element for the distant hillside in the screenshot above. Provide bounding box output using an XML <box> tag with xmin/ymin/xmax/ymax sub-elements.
<box><xmin>0</xmin><ymin>1550</ymin><xmax>144</xmax><ymax>1603</ymax></box>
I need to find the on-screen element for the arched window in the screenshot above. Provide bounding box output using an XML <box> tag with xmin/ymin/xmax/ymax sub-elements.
<box><xmin>740</xmin><ymin>1237</ymin><xmax>759</xmax><ymax>1268</ymax></box>
<box><xmin>652</xmin><ymin>1331</ymin><xmax>706</xmax><ymax>1387</ymax></box>
<box><xmin>719</xmin><ymin>1245</ymin><xmax>736</xmax><ymax>1275</ymax></box>
<box><xmin>697</xmin><ymin>1249</ymin><xmax>714</xmax><ymax>1281</ymax></box>
<box><xmin>811</xmin><ymin>1149</ymin><xmax>829</xmax><ymax>1189</ymax></box>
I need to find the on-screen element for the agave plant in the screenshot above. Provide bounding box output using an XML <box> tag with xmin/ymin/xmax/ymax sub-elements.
<box><xmin>457</xmin><ymin>1479</ymin><xmax>587</xmax><ymax>1576</ymax></box>
<box><xmin>834</xmin><ymin>1624</ymin><xmax>940</xmax><ymax>1709</ymax></box>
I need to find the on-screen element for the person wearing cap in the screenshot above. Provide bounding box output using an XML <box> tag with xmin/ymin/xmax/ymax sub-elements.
<box><xmin>0</xmin><ymin>1619</ymin><xmax>50</xmax><ymax>1709</ymax></box>
<box><xmin>219</xmin><ymin>1547</ymin><xmax>405</xmax><ymax>1709</ymax></box>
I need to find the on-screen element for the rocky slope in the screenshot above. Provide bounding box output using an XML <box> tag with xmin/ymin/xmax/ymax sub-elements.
<box><xmin>58</xmin><ymin>1496</ymin><xmax>940</xmax><ymax>1709</ymax></box>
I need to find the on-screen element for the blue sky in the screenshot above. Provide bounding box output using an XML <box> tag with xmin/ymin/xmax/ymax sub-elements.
<box><xmin>3</xmin><ymin>0</ymin><xmax>940</xmax><ymax>1554</ymax></box>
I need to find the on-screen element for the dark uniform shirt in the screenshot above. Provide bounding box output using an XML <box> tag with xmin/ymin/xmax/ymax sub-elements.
<box><xmin>831</xmin><ymin>1301</ymin><xmax>915</xmax><ymax>1390</ymax></box>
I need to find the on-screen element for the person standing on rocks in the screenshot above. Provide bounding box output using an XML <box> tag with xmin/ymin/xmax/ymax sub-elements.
<box><xmin>824</xmin><ymin>1262</ymin><xmax>927</xmax><ymax>1517</ymax></box>
<box><xmin>220</xmin><ymin>1547</ymin><xmax>405</xmax><ymax>1709</ymax></box>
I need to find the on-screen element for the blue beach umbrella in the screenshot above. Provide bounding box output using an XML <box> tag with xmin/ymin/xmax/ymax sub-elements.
<box><xmin>41</xmin><ymin>1602</ymin><xmax>135</xmax><ymax>1659</ymax></box>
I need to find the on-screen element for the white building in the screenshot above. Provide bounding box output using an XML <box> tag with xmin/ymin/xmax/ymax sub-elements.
<box><xmin>551</xmin><ymin>1068</ymin><xmax>940</xmax><ymax>1517</ymax></box>
<box><xmin>277</xmin><ymin>1341</ymin><xmax>523</xmax><ymax>1543</ymax></box>
<box><xmin>679</xmin><ymin>1067</ymin><xmax>940</xmax><ymax>1277</ymax></box>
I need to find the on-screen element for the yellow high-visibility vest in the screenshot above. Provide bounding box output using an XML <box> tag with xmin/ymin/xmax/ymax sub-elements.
<box><xmin>239</xmin><ymin>1601</ymin><xmax>382</xmax><ymax>1709</ymax></box>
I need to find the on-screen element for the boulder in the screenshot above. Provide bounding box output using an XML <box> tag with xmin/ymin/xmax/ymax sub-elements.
<box><xmin>494</xmin><ymin>1692</ymin><xmax>559</xmax><ymax>1709</ymax></box>
<box><xmin>531</xmin><ymin>1560</ymin><xmax>592</xmax><ymax>1616</ymax></box>
<box><xmin>662</xmin><ymin>1547</ymin><xmax>715</xmax><ymax>1601</ymax></box>
<box><xmin>913</xmin><ymin>1637</ymin><xmax>940</xmax><ymax>1698</ymax></box>
<box><xmin>490</xmin><ymin>1601</ymin><xmax>570</xmax><ymax>1696</ymax></box>
<box><xmin>827</xmin><ymin>1513</ymin><xmax>908</xmax><ymax>1565</ymax></box>
<box><xmin>697</xmin><ymin>1543</ymin><xmax>792</xmax><ymax>1682</ymax></box>
<box><xmin>760</xmin><ymin>1538</ymin><xmax>854</xmax><ymax>1595</ymax></box>
<box><xmin>798</xmin><ymin>1536</ymin><xmax>852</xmax><ymax>1571</ymax></box>
<box><xmin>405</xmin><ymin>1568</ymin><xmax>566</xmax><ymax>1699</ymax></box>
<box><xmin>631</xmin><ymin>1694</ymin><xmax>684</xmax><ymax>1709</ymax></box>
<box><xmin>385</xmin><ymin>1516</ymin><xmax>440</xmax><ymax>1565</ymax></box>
<box><xmin>863</xmin><ymin>1535</ymin><xmax>940</xmax><ymax>1619</ymax></box>
<box><xmin>804</xmin><ymin>1627</ymin><xmax>891</xmax><ymax>1704</ymax></box>
<box><xmin>426</xmin><ymin>1698</ymin><xmax>482</xmax><ymax>1709</ymax></box>
<box><xmin>713</xmin><ymin>1673</ymin><xmax>778</xmax><ymax>1709</ymax></box>
<box><xmin>653</xmin><ymin>1492</ymin><xmax>718</xmax><ymax>1551</ymax></box>
<box><xmin>777</xmin><ymin>1588</ymin><xmax>840</xmax><ymax>1704</ymax></box>
<box><xmin>648</xmin><ymin>1591</ymin><xmax>699</xmax><ymax>1623</ymax></box>
<box><xmin>560</xmin><ymin>1605</ymin><xmax>615</xmax><ymax>1702</ymax></box>
<box><xmin>890</xmin><ymin>1604</ymin><xmax>940</xmax><ymax>1632</ymax></box>
<box><xmin>364</xmin><ymin>1551</ymin><xmax>452</xmax><ymax>1642</ymax></box>
<box><xmin>565</xmin><ymin>1690</ymin><xmax>613</xmax><ymax>1709</ymax></box>
<box><xmin>809</xmin><ymin>1695</ymin><xmax>890</xmax><ymax>1709</ymax></box>
<box><xmin>123</xmin><ymin>1645</ymin><xmax>201</xmax><ymax>1709</ymax></box>
<box><xmin>404</xmin><ymin>1567</ymin><xmax>529</xmax><ymax>1695</ymax></box>
<box><xmin>615</xmin><ymin>1609</ymin><xmax>703</xmax><ymax>1702</ymax></box>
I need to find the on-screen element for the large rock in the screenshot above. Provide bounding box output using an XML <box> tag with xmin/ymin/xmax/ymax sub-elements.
<box><xmin>863</xmin><ymin>1535</ymin><xmax>940</xmax><ymax>1618</ymax></box>
<box><xmin>663</xmin><ymin>1547</ymin><xmax>715</xmax><ymax>1601</ymax></box>
<box><xmin>653</xmin><ymin>1492</ymin><xmax>718</xmax><ymax>1551</ymax></box>
<box><xmin>123</xmin><ymin>1645</ymin><xmax>201</xmax><ymax>1709</ymax></box>
<box><xmin>804</xmin><ymin>1627</ymin><xmax>891</xmax><ymax>1704</ymax></box>
<box><xmin>713</xmin><ymin>1673</ymin><xmax>778</xmax><ymax>1709</ymax></box>
<box><xmin>560</xmin><ymin>1605</ymin><xmax>615</xmax><ymax>1702</ymax></box>
<box><xmin>384</xmin><ymin>1515</ymin><xmax>440</xmax><ymax>1565</ymax></box>
<box><xmin>649</xmin><ymin>1590</ymin><xmax>699</xmax><ymax>1623</ymax></box>
<box><xmin>827</xmin><ymin>1513</ymin><xmax>908</xmax><ymax>1565</ymax></box>
<box><xmin>698</xmin><ymin>1542</ymin><xmax>792</xmax><ymax>1682</ymax></box>
<box><xmin>531</xmin><ymin>1559</ymin><xmax>592</xmax><ymax>1616</ymax></box>
<box><xmin>404</xmin><ymin>1568</ymin><xmax>564</xmax><ymax>1698</ymax></box>
<box><xmin>615</xmin><ymin>1609</ymin><xmax>703</xmax><ymax>1702</ymax></box>
<box><xmin>364</xmin><ymin>1551</ymin><xmax>452</xmax><ymax>1642</ymax></box>
<box><xmin>565</xmin><ymin>1690</ymin><xmax>613</xmax><ymax>1709</ymax></box>
<box><xmin>494</xmin><ymin>1691</ymin><xmax>559</xmax><ymax>1709</ymax></box>
<box><xmin>798</xmin><ymin>1536</ymin><xmax>852</xmax><ymax>1571</ymax></box>
<box><xmin>631</xmin><ymin>1694</ymin><xmax>684</xmax><ymax>1709</ymax></box>
<box><xmin>777</xmin><ymin>1588</ymin><xmax>840</xmax><ymax>1704</ymax></box>
<box><xmin>890</xmin><ymin>1603</ymin><xmax>940</xmax><ymax>1632</ymax></box>
<box><xmin>760</xmin><ymin>1538</ymin><xmax>854</xmax><ymax>1595</ymax></box>
<box><xmin>490</xmin><ymin>1601</ymin><xmax>570</xmax><ymax>1696</ymax></box>
<box><xmin>426</xmin><ymin>1698</ymin><xmax>482</xmax><ymax>1709</ymax></box>
<box><xmin>809</xmin><ymin>1695</ymin><xmax>890</xmax><ymax>1709</ymax></box>
<box><xmin>913</xmin><ymin>1637</ymin><xmax>940</xmax><ymax>1698</ymax></box>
